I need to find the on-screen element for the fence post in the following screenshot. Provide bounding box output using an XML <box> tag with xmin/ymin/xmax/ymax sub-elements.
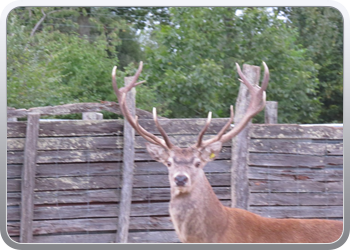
<box><xmin>265</xmin><ymin>101</ymin><xmax>278</xmax><ymax>124</ymax></box>
<box><xmin>116</xmin><ymin>77</ymin><xmax>136</xmax><ymax>243</ymax></box>
<box><xmin>231</xmin><ymin>64</ymin><xmax>260</xmax><ymax>210</ymax></box>
<box><xmin>82</xmin><ymin>112</ymin><xmax>103</xmax><ymax>120</ymax></box>
<box><xmin>20</xmin><ymin>113</ymin><xmax>40</xmax><ymax>243</ymax></box>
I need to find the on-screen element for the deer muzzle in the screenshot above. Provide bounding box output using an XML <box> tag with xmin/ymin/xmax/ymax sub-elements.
<box><xmin>174</xmin><ymin>174</ymin><xmax>189</xmax><ymax>187</ymax></box>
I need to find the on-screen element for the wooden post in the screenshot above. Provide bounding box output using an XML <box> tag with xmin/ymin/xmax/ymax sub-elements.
<box><xmin>265</xmin><ymin>101</ymin><xmax>278</xmax><ymax>124</ymax></box>
<box><xmin>231</xmin><ymin>64</ymin><xmax>260</xmax><ymax>210</ymax></box>
<box><xmin>82</xmin><ymin>112</ymin><xmax>103</xmax><ymax>120</ymax></box>
<box><xmin>116</xmin><ymin>77</ymin><xmax>136</xmax><ymax>243</ymax></box>
<box><xmin>20</xmin><ymin>113</ymin><xmax>40</xmax><ymax>243</ymax></box>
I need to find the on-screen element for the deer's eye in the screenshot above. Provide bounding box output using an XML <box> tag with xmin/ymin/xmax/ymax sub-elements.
<box><xmin>195</xmin><ymin>162</ymin><xmax>201</xmax><ymax>168</ymax></box>
<box><xmin>166</xmin><ymin>161</ymin><xmax>172</xmax><ymax>167</ymax></box>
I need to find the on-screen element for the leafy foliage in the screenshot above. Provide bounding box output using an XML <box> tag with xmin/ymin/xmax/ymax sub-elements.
<box><xmin>144</xmin><ymin>7</ymin><xmax>323</xmax><ymax>123</ymax></box>
<box><xmin>7</xmin><ymin>7</ymin><xmax>155</xmax><ymax>118</ymax></box>
<box><xmin>278</xmin><ymin>7</ymin><xmax>343</xmax><ymax>123</ymax></box>
<box><xmin>7</xmin><ymin>7</ymin><xmax>343</xmax><ymax>123</ymax></box>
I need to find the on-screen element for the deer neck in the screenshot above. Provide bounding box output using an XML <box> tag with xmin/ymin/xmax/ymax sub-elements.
<box><xmin>169</xmin><ymin>171</ymin><xmax>228</xmax><ymax>243</ymax></box>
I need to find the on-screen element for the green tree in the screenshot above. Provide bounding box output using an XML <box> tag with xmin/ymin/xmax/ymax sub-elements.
<box><xmin>143</xmin><ymin>7</ymin><xmax>321</xmax><ymax>123</ymax></box>
<box><xmin>7</xmin><ymin>7</ymin><xmax>157</xmax><ymax>117</ymax></box>
<box><xmin>278</xmin><ymin>7</ymin><xmax>343</xmax><ymax>123</ymax></box>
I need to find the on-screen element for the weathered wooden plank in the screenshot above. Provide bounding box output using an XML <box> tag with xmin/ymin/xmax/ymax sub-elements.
<box><xmin>7</xmin><ymin>102</ymin><xmax>154</xmax><ymax>119</ymax></box>
<box><xmin>8</xmin><ymin>216</ymin><xmax>175</xmax><ymax>236</ymax></box>
<box><xmin>8</xmin><ymin>165</ymin><xmax>342</xmax><ymax>194</ymax></box>
<box><xmin>248</xmin><ymin>167</ymin><xmax>343</xmax><ymax>182</ymax></box>
<box><xmin>249</xmin><ymin>139</ymin><xmax>332</xmax><ymax>155</ymax></box>
<box><xmin>7</xmin><ymin>163</ymin><xmax>122</xmax><ymax>178</ymax></box>
<box><xmin>249</xmin><ymin>180</ymin><xmax>343</xmax><ymax>193</ymax></box>
<box><xmin>6</xmin><ymin>136</ymin><xmax>133</xmax><ymax>151</ymax></box>
<box><xmin>8</xmin><ymin>203</ymin><xmax>167</xmax><ymax>221</ymax></box>
<box><xmin>128</xmin><ymin>231</ymin><xmax>180</xmax><ymax>243</ymax></box>
<box><xmin>7</xmin><ymin>147</ymin><xmax>231</xmax><ymax>164</ymax></box>
<box><xmin>137</xmin><ymin>118</ymin><xmax>232</xmax><ymax>136</ymax></box>
<box><xmin>7</xmin><ymin>186</ymin><xmax>231</xmax><ymax>206</ymax></box>
<box><xmin>7</xmin><ymin>136</ymin><xmax>127</xmax><ymax>151</ymax></box>
<box><xmin>7</xmin><ymin>120</ymin><xmax>124</xmax><ymax>138</ymax></box>
<box><xmin>8</xmin><ymin>149</ymin><xmax>122</xmax><ymax>164</ymax></box>
<box><xmin>7</xmin><ymin>160</ymin><xmax>230</xmax><ymax>178</ymax></box>
<box><xmin>8</xmin><ymin>173</ymin><xmax>231</xmax><ymax>192</ymax></box>
<box><xmin>250</xmin><ymin>193</ymin><xmax>343</xmax><ymax>206</ymax></box>
<box><xmin>7</xmin><ymin>134</ymin><xmax>231</xmax><ymax>152</ymax></box>
<box><xmin>250</xmin><ymin>206</ymin><xmax>343</xmax><ymax>219</ymax></box>
<box><xmin>250</xmin><ymin>124</ymin><xmax>343</xmax><ymax>140</ymax></box>
<box><xmin>7</xmin><ymin>118</ymin><xmax>231</xmax><ymax>138</ymax></box>
<box><xmin>326</xmin><ymin>143</ymin><xmax>343</xmax><ymax>156</ymax></box>
<box><xmin>249</xmin><ymin>153</ymin><xmax>326</xmax><ymax>168</ymax></box>
<box><xmin>10</xmin><ymin>231</ymin><xmax>180</xmax><ymax>243</ymax></box>
<box><xmin>8</xmin><ymin>121</ymin><xmax>343</xmax><ymax>139</ymax></box>
<box><xmin>8</xmin><ymin>200</ymin><xmax>232</xmax><ymax>221</ymax></box>
<box><xmin>7</xmin><ymin>122</ymin><xmax>27</xmax><ymax>138</ymax></box>
<box><xmin>21</xmin><ymin>113</ymin><xmax>40</xmax><ymax>243</ymax></box>
<box><xmin>325</xmin><ymin>156</ymin><xmax>343</xmax><ymax>166</ymax></box>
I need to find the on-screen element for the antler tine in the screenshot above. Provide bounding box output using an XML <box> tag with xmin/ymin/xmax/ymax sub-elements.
<box><xmin>235</xmin><ymin>63</ymin><xmax>255</xmax><ymax>92</ymax></box>
<box><xmin>112</xmin><ymin>66</ymin><xmax>121</xmax><ymax>99</ymax></box>
<box><xmin>199</xmin><ymin>62</ymin><xmax>269</xmax><ymax>147</ymax></box>
<box><xmin>112</xmin><ymin>63</ymin><xmax>146</xmax><ymax>96</ymax></box>
<box><xmin>134</xmin><ymin>115</ymin><xmax>166</xmax><ymax>146</ymax></box>
<box><xmin>112</xmin><ymin>62</ymin><xmax>170</xmax><ymax>149</ymax></box>
<box><xmin>196</xmin><ymin>111</ymin><xmax>212</xmax><ymax>148</ymax></box>
<box><xmin>125</xmin><ymin>61</ymin><xmax>145</xmax><ymax>92</ymax></box>
<box><xmin>198</xmin><ymin>105</ymin><xmax>234</xmax><ymax>148</ymax></box>
<box><xmin>153</xmin><ymin>107</ymin><xmax>174</xmax><ymax>149</ymax></box>
<box><xmin>214</xmin><ymin>105</ymin><xmax>234</xmax><ymax>141</ymax></box>
<box><xmin>260</xmin><ymin>61</ymin><xmax>269</xmax><ymax>92</ymax></box>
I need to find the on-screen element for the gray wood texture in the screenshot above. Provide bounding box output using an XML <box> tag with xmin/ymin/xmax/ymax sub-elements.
<box><xmin>264</xmin><ymin>101</ymin><xmax>278</xmax><ymax>124</ymax></box>
<box><xmin>7</xmin><ymin>102</ymin><xmax>155</xmax><ymax>119</ymax></box>
<box><xmin>116</xmin><ymin>76</ymin><xmax>136</xmax><ymax>243</ymax></box>
<box><xmin>20</xmin><ymin>113</ymin><xmax>40</xmax><ymax>243</ymax></box>
<box><xmin>231</xmin><ymin>64</ymin><xmax>260</xmax><ymax>209</ymax></box>
<box><xmin>82</xmin><ymin>112</ymin><xmax>103</xmax><ymax>120</ymax></box>
<box><xmin>6</xmin><ymin>116</ymin><xmax>343</xmax><ymax>243</ymax></box>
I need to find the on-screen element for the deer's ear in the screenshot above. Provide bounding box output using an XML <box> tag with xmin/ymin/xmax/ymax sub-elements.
<box><xmin>200</xmin><ymin>141</ymin><xmax>222</xmax><ymax>162</ymax></box>
<box><xmin>145</xmin><ymin>143</ymin><xmax>170</xmax><ymax>164</ymax></box>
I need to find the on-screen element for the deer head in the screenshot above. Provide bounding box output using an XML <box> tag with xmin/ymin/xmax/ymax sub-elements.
<box><xmin>112</xmin><ymin>62</ymin><xmax>269</xmax><ymax>196</ymax></box>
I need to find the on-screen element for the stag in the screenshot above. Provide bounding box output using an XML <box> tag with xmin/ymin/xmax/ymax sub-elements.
<box><xmin>111</xmin><ymin>62</ymin><xmax>343</xmax><ymax>243</ymax></box>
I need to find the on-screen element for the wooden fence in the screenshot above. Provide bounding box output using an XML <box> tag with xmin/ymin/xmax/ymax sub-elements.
<box><xmin>7</xmin><ymin>116</ymin><xmax>343</xmax><ymax>243</ymax></box>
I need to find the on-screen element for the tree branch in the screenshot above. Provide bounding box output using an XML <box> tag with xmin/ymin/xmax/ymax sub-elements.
<box><xmin>30</xmin><ymin>9</ymin><xmax>47</xmax><ymax>37</ymax></box>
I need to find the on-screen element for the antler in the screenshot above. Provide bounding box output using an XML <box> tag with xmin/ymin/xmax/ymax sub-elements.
<box><xmin>113</xmin><ymin>61</ymin><xmax>268</xmax><ymax>151</ymax></box>
<box><xmin>112</xmin><ymin>62</ymin><xmax>174</xmax><ymax>150</ymax></box>
<box><xmin>196</xmin><ymin>62</ymin><xmax>269</xmax><ymax>148</ymax></box>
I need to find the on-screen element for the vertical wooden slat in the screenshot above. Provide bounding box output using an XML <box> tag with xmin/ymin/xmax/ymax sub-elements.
<box><xmin>82</xmin><ymin>112</ymin><xmax>103</xmax><ymax>120</ymax></box>
<box><xmin>265</xmin><ymin>101</ymin><xmax>278</xmax><ymax>124</ymax></box>
<box><xmin>231</xmin><ymin>64</ymin><xmax>260</xmax><ymax>210</ymax></box>
<box><xmin>116</xmin><ymin>77</ymin><xmax>136</xmax><ymax>243</ymax></box>
<box><xmin>20</xmin><ymin>113</ymin><xmax>40</xmax><ymax>243</ymax></box>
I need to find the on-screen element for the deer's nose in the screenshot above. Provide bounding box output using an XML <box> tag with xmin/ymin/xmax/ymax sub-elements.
<box><xmin>174</xmin><ymin>175</ymin><xmax>188</xmax><ymax>187</ymax></box>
